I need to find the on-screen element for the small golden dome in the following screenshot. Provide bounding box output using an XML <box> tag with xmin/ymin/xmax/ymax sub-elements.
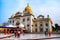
<box><xmin>16</xmin><ymin>11</ymin><xmax>22</xmax><ymax>15</ymax></box>
<box><xmin>11</xmin><ymin>13</ymin><xmax>15</xmax><ymax>18</ymax></box>
<box><xmin>25</xmin><ymin>4</ymin><xmax>32</xmax><ymax>14</ymax></box>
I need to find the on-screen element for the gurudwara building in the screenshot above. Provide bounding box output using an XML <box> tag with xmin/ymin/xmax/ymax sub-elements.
<box><xmin>8</xmin><ymin>4</ymin><xmax>53</xmax><ymax>33</ymax></box>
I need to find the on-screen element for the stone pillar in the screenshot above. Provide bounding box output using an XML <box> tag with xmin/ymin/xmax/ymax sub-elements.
<box><xmin>30</xmin><ymin>16</ymin><xmax>32</xmax><ymax>33</ymax></box>
<box><xmin>37</xmin><ymin>22</ymin><xmax>39</xmax><ymax>33</ymax></box>
<box><xmin>25</xmin><ymin>17</ymin><xmax>27</xmax><ymax>30</ymax></box>
<box><xmin>43</xmin><ymin>21</ymin><xmax>46</xmax><ymax>32</ymax></box>
<box><xmin>49</xmin><ymin>21</ymin><xmax>52</xmax><ymax>32</ymax></box>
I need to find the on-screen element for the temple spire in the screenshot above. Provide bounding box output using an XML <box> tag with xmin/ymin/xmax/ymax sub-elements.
<box><xmin>27</xmin><ymin>3</ymin><xmax>29</xmax><ymax>6</ymax></box>
<box><xmin>24</xmin><ymin>3</ymin><xmax>33</xmax><ymax>14</ymax></box>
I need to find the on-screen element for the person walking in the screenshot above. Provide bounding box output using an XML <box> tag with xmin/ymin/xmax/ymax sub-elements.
<box><xmin>18</xmin><ymin>30</ymin><xmax>20</xmax><ymax>38</ymax></box>
<box><xmin>45</xmin><ymin>31</ymin><xmax>48</xmax><ymax>36</ymax></box>
<box><xmin>48</xmin><ymin>31</ymin><xmax>51</xmax><ymax>36</ymax></box>
<box><xmin>45</xmin><ymin>31</ymin><xmax>46</xmax><ymax>35</ymax></box>
<box><xmin>14</xmin><ymin>30</ymin><xmax>16</xmax><ymax>37</ymax></box>
<box><xmin>14</xmin><ymin>29</ymin><xmax>18</xmax><ymax>37</ymax></box>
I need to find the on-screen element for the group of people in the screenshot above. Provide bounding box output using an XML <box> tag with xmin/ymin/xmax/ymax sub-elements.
<box><xmin>45</xmin><ymin>31</ymin><xmax>52</xmax><ymax>36</ymax></box>
<box><xmin>14</xmin><ymin>29</ymin><xmax>51</xmax><ymax>37</ymax></box>
<box><xmin>14</xmin><ymin>28</ymin><xmax>23</xmax><ymax>38</ymax></box>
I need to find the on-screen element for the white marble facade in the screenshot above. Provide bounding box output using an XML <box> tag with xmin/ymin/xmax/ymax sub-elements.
<box><xmin>8</xmin><ymin>5</ymin><xmax>52</xmax><ymax>33</ymax></box>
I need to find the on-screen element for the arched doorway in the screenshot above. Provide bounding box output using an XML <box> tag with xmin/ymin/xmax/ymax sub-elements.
<box><xmin>16</xmin><ymin>21</ymin><xmax>20</xmax><ymax>27</ymax></box>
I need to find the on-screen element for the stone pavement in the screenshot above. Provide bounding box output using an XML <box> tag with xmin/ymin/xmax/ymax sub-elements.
<box><xmin>19</xmin><ymin>34</ymin><xmax>60</xmax><ymax>39</ymax></box>
<box><xmin>0</xmin><ymin>34</ymin><xmax>60</xmax><ymax>40</ymax></box>
<box><xmin>0</xmin><ymin>33</ymin><xmax>14</xmax><ymax>39</ymax></box>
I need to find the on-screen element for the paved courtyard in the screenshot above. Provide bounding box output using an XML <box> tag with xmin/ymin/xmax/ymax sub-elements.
<box><xmin>0</xmin><ymin>34</ymin><xmax>60</xmax><ymax>40</ymax></box>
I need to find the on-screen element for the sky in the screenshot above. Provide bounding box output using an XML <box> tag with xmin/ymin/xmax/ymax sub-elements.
<box><xmin>0</xmin><ymin>0</ymin><xmax>60</xmax><ymax>26</ymax></box>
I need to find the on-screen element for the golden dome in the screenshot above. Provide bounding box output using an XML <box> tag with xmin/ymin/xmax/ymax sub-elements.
<box><xmin>11</xmin><ymin>13</ymin><xmax>15</xmax><ymax>18</ymax></box>
<box><xmin>25</xmin><ymin>4</ymin><xmax>32</xmax><ymax>14</ymax></box>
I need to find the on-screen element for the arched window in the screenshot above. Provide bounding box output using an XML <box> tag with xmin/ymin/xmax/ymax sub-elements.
<box><xmin>35</xmin><ymin>24</ymin><xmax>37</xmax><ymax>27</ymax></box>
<box><xmin>13</xmin><ymin>20</ymin><xmax>14</xmax><ymax>23</ymax></box>
<box><xmin>23</xmin><ymin>18</ymin><xmax>25</xmax><ymax>22</ymax></box>
<box><xmin>46</xmin><ymin>28</ymin><xmax>48</xmax><ymax>32</ymax></box>
<box><xmin>27</xmin><ymin>18</ymin><xmax>30</xmax><ymax>21</ymax></box>
<box><xmin>9</xmin><ymin>21</ymin><xmax>11</xmax><ymax>23</ymax></box>
<box><xmin>40</xmin><ymin>24</ymin><xmax>42</xmax><ymax>26</ymax></box>
<box><xmin>27</xmin><ymin>24</ymin><xmax>29</xmax><ymax>27</ymax></box>
<box><xmin>16</xmin><ymin>22</ymin><xmax>20</xmax><ymax>25</ymax></box>
<box><xmin>35</xmin><ymin>28</ymin><xmax>37</xmax><ymax>32</ymax></box>
<box><xmin>46</xmin><ymin>23</ymin><xmax>48</xmax><ymax>26</ymax></box>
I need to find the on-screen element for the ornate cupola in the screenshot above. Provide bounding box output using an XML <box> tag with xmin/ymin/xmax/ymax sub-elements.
<box><xmin>23</xmin><ymin>4</ymin><xmax>33</xmax><ymax>15</ymax></box>
<box><xmin>15</xmin><ymin>11</ymin><xmax>22</xmax><ymax>15</ymax></box>
<box><xmin>37</xmin><ymin>14</ymin><xmax>44</xmax><ymax>18</ymax></box>
<box><xmin>11</xmin><ymin>13</ymin><xmax>15</xmax><ymax>18</ymax></box>
<box><xmin>15</xmin><ymin>11</ymin><xmax>23</xmax><ymax>16</ymax></box>
<box><xmin>9</xmin><ymin>13</ymin><xmax>15</xmax><ymax>19</ymax></box>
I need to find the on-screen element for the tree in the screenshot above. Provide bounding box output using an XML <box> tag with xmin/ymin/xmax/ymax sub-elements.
<box><xmin>55</xmin><ymin>23</ymin><xmax>60</xmax><ymax>31</ymax></box>
<box><xmin>2</xmin><ymin>22</ymin><xmax>10</xmax><ymax>26</ymax></box>
<box><xmin>52</xmin><ymin>26</ymin><xmax>55</xmax><ymax>31</ymax></box>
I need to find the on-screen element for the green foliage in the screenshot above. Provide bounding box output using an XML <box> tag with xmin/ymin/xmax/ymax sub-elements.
<box><xmin>55</xmin><ymin>23</ymin><xmax>60</xmax><ymax>31</ymax></box>
<box><xmin>52</xmin><ymin>26</ymin><xmax>55</xmax><ymax>31</ymax></box>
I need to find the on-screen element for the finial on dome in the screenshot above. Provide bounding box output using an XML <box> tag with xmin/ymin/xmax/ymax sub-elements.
<box><xmin>24</xmin><ymin>3</ymin><xmax>33</xmax><ymax>14</ymax></box>
<box><xmin>27</xmin><ymin>3</ymin><xmax>29</xmax><ymax>6</ymax></box>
